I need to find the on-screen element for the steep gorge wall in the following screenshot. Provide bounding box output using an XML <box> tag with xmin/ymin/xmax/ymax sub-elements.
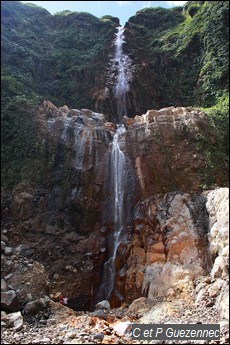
<box><xmin>2</xmin><ymin>102</ymin><xmax>228</xmax><ymax>309</ymax></box>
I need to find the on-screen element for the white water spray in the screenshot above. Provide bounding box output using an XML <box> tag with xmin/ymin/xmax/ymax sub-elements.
<box><xmin>111</xmin><ymin>26</ymin><xmax>133</xmax><ymax>122</ymax></box>
<box><xmin>106</xmin><ymin>125</ymin><xmax>126</xmax><ymax>299</ymax></box>
<box><xmin>98</xmin><ymin>124</ymin><xmax>127</xmax><ymax>301</ymax></box>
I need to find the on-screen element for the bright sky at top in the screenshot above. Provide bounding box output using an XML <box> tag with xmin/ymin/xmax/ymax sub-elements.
<box><xmin>21</xmin><ymin>1</ymin><xmax>187</xmax><ymax>26</ymax></box>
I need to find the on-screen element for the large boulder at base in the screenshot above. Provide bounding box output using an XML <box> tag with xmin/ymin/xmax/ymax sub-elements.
<box><xmin>24</xmin><ymin>296</ymin><xmax>50</xmax><ymax>316</ymax></box>
<box><xmin>95</xmin><ymin>300</ymin><xmax>110</xmax><ymax>310</ymax></box>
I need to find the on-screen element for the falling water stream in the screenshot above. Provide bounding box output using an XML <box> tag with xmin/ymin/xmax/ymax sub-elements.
<box><xmin>99</xmin><ymin>26</ymin><xmax>133</xmax><ymax>302</ymax></box>
<box><xmin>48</xmin><ymin>27</ymin><xmax>133</xmax><ymax>305</ymax></box>
<box><xmin>104</xmin><ymin>124</ymin><xmax>127</xmax><ymax>300</ymax></box>
<box><xmin>112</xmin><ymin>26</ymin><xmax>133</xmax><ymax>122</ymax></box>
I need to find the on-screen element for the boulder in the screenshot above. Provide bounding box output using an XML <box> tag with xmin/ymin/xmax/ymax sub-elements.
<box><xmin>211</xmin><ymin>256</ymin><xmax>228</xmax><ymax>279</ymax></box>
<box><xmin>14</xmin><ymin>244</ymin><xmax>34</xmax><ymax>257</ymax></box>
<box><xmin>90</xmin><ymin>309</ymin><xmax>107</xmax><ymax>320</ymax></box>
<box><xmin>5</xmin><ymin>311</ymin><xmax>23</xmax><ymax>331</ymax></box>
<box><xmin>95</xmin><ymin>300</ymin><xmax>110</xmax><ymax>310</ymax></box>
<box><xmin>1</xmin><ymin>290</ymin><xmax>20</xmax><ymax>312</ymax></box>
<box><xmin>1</xmin><ymin>279</ymin><xmax>8</xmax><ymax>292</ymax></box>
<box><xmin>113</xmin><ymin>321</ymin><xmax>132</xmax><ymax>336</ymax></box>
<box><xmin>24</xmin><ymin>296</ymin><xmax>50</xmax><ymax>316</ymax></box>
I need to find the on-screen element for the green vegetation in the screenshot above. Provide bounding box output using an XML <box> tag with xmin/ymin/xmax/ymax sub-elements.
<box><xmin>198</xmin><ymin>93</ymin><xmax>229</xmax><ymax>185</ymax></box>
<box><xmin>1</xmin><ymin>1</ymin><xmax>117</xmax><ymax>109</ymax></box>
<box><xmin>55</xmin><ymin>10</ymin><xmax>72</xmax><ymax>16</ymax></box>
<box><xmin>1</xmin><ymin>100</ymin><xmax>45</xmax><ymax>189</ymax></box>
<box><xmin>126</xmin><ymin>1</ymin><xmax>229</xmax><ymax>109</ymax></box>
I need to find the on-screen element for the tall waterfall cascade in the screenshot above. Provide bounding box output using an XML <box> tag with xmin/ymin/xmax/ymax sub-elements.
<box><xmin>46</xmin><ymin>27</ymin><xmax>134</xmax><ymax>306</ymax></box>
<box><xmin>110</xmin><ymin>26</ymin><xmax>133</xmax><ymax>122</ymax></box>
<box><xmin>97</xmin><ymin>26</ymin><xmax>134</xmax><ymax>304</ymax></box>
<box><xmin>102</xmin><ymin>124</ymin><xmax>127</xmax><ymax>301</ymax></box>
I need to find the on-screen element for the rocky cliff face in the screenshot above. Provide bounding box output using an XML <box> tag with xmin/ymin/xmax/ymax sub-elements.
<box><xmin>1</xmin><ymin>1</ymin><xmax>229</xmax><ymax>339</ymax></box>
<box><xmin>2</xmin><ymin>183</ymin><xmax>229</xmax><ymax>341</ymax></box>
<box><xmin>124</xmin><ymin>192</ymin><xmax>210</xmax><ymax>303</ymax></box>
<box><xmin>1</xmin><ymin>101</ymin><xmax>228</xmax><ymax>311</ymax></box>
<box><xmin>123</xmin><ymin>106</ymin><xmax>218</xmax><ymax>195</ymax></box>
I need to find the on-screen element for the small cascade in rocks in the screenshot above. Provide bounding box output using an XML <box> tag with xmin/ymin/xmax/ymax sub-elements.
<box><xmin>47</xmin><ymin>115</ymin><xmax>94</xmax><ymax>172</ymax></box>
<box><xmin>73</xmin><ymin>125</ymin><xmax>92</xmax><ymax>171</ymax></box>
<box><xmin>61</xmin><ymin>117</ymin><xmax>72</xmax><ymax>143</ymax></box>
<box><xmin>110</xmin><ymin>26</ymin><xmax>133</xmax><ymax>122</ymax></box>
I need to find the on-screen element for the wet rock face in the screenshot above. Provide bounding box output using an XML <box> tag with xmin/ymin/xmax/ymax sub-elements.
<box><xmin>3</xmin><ymin>102</ymin><xmax>228</xmax><ymax>310</ymax></box>
<box><xmin>35</xmin><ymin>101</ymin><xmax>112</xmax><ymax>235</ymax></box>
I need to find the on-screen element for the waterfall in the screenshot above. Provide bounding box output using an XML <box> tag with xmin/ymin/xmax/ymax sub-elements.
<box><xmin>107</xmin><ymin>124</ymin><xmax>126</xmax><ymax>299</ymax></box>
<box><xmin>98</xmin><ymin>124</ymin><xmax>127</xmax><ymax>302</ymax></box>
<box><xmin>111</xmin><ymin>125</ymin><xmax>126</xmax><ymax>243</ymax></box>
<box><xmin>96</xmin><ymin>27</ymin><xmax>134</xmax><ymax>304</ymax></box>
<box><xmin>111</xmin><ymin>26</ymin><xmax>133</xmax><ymax>122</ymax></box>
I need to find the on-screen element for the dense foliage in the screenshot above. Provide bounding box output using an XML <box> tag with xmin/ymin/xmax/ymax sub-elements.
<box><xmin>126</xmin><ymin>1</ymin><xmax>229</xmax><ymax>109</ymax></box>
<box><xmin>1</xmin><ymin>1</ymin><xmax>117</xmax><ymax>110</ymax></box>
<box><xmin>1</xmin><ymin>100</ymin><xmax>45</xmax><ymax>189</ymax></box>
